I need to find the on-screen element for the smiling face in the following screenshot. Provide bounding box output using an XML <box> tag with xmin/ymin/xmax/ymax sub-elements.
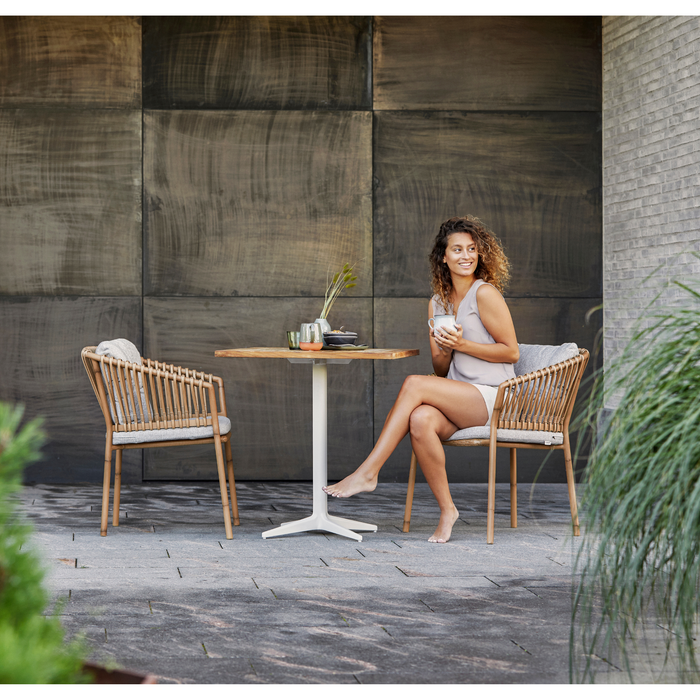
<box><xmin>442</xmin><ymin>232</ymin><xmax>478</xmax><ymax>280</ymax></box>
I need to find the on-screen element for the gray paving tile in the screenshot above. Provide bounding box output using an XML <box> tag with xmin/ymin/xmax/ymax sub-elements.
<box><xmin>22</xmin><ymin>482</ymin><xmax>588</xmax><ymax>684</ymax></box>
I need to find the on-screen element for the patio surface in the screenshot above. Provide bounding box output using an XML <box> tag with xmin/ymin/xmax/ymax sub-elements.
<box><xmin>20</xmin><ymin>481</ymin><xmax>602</xmax><ymax>685</ymax></box>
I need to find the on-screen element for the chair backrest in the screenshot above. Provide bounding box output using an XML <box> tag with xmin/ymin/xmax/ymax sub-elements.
<box><xmin>514</xmin><ymin>343</ymin><xmax>579</xmax><ymax>376</ymax></box>
<box><xmin>499</xmin><ymin>346</ymin><xmax>589</xmax><ymax>433</ymax></box>
<box><xmin>82</xmin><ymin>346</ymin><xmax>222</xmax><ymax>435</ymax></box>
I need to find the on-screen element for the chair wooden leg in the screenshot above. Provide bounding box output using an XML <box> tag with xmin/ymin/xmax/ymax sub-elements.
<box><xmin>403</xmin><ymin>451</ymin><xmax>418</xmax><ymax>532</ymax></box>
<box><xmin>487</xmin><ymin>442</ymin><xmax>497</xmax><ymax>544</ymax></box>
<box><xmin>113</xmin><ymin>449</ymin><xmax>122</xmax><ymax>527</ymax></box>
<box><xmin>563</xmin><ymin>434</ymin><xmax>580</xmax><ymax>536</ymax></box>
<box><xmin>214</xmin><ymin>436</ymin><xmax>234</xmax><ymax>540</ymax></box>
<box><xmin>225</xmin><ymin>440</ymin><xmax>239</xmax><ymax>526</ymax></box>
<box><xmin>101</xmin><ymin>442</ymin><xmax>112</xmax><ymax>537</ymax></box>
<box><xmin>510</xmin><ymin>447</ymin><xmax>517</xmax><ymax>529</ymax></box>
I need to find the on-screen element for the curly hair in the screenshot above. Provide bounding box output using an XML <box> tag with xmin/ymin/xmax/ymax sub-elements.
<box><xmin>429</xmin><ymin>215</ymin><xmax>511</xmax><ymax>313</ymax></box>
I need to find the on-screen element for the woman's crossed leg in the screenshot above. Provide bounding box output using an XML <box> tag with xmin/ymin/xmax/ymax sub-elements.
<box><xmin>323</xmin><ymin>374</ymin><xmax>489</xmax><ymax>542</ymax></box>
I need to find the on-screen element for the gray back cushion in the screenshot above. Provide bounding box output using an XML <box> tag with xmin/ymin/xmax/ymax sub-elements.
<box><xmin>95</xmin><ymin>338</ymin><xmax>142</xmax><ymax>365</ymax></box>
<box><xmin>95</xmin><ymin>338</ymin><xmax>150</xmax><ymax>424</ymax></box>
<box><xmin>514</xmin><ymin>343</ymin><xmax>579</xmax><ymax>376</ymax></box>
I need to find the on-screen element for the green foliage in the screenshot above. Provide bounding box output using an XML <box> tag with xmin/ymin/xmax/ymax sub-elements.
<box><xmin>571</xmin><ymin>283</ymin><xmax>700</xmax><ymax>682</ymax></box>
<box><xmin>0</xmin><ymin>402</ymin><xmax>91</xmax><ymax>683</ymax></box>
<box><xmin>319</xmin><ymin>262</ymin><xmax>358</xmax><ymax>320</ymax></box>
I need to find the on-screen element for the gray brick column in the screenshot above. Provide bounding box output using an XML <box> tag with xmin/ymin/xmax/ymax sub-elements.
<box><xmin>603</xmin><ymin>16</ymin><xmax>700</xmax><ymax>373</ymax></box>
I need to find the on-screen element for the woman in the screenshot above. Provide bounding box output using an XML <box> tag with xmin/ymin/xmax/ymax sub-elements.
<box><xmin>323</xmin><ymin>216</ymin><xmax>519</xmax><ymax>543</ymax></box>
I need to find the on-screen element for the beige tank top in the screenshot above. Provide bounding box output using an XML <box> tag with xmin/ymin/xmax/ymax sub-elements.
<box><xmin>432</xmin><ymin>279</ymin><xmax>515</xmax><ymax>387</ymax></box>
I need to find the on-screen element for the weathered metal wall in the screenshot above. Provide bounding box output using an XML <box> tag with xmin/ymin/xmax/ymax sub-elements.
<box><xmin>0</xmin><ymin>16</ymin><xmax>602</xmax><ymax>484</ymax></box>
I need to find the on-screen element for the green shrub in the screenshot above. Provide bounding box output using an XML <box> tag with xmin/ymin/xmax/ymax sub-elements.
<box><xmin>0</xmin><ymin>402</ymin><xmax>90</xmax><ymax>683</ymax></box>
<box><xmin>571</xmin><ymin>283</ymin><xmax>700</xmax><ymax>682</ymax></box>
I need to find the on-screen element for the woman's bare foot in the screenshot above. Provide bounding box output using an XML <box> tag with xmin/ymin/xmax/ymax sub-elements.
<box><xmin>428</xmin><ymin>505</ymin><xmax>460</xmax><ymax>543</ymax></box>
<box><xmin>322</xmin><ymin>470</ymin><xmax>378</xmax><ymax>498</ymax></box>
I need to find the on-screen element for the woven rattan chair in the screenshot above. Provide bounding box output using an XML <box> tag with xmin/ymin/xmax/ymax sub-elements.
<box><xmin>82</xmin><ymin>341</ymin><xmax>240</xmax><ymax>539</ymax></box>
<box><xmin>403</xmin><ymin>344</ymin><xmax>589</xmax><ymax>544</ymax></box>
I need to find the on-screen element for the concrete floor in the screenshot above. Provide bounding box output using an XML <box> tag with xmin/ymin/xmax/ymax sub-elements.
<box><xmin>20</xmin><ymin>480</ymin><xmax>609</xmax><ymax>684</ymax></box>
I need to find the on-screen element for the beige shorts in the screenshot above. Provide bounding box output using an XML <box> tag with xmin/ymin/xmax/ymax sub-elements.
<box><xmin>472</xmin><ymin>384</ymin><xmax>498</xmax><ymax>426</ymax></box>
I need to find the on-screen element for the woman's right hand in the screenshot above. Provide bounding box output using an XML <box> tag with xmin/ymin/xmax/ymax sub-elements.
<box><xmin>430</xmin><ymin>328</ymin><xmax>453</xmax><ymax>355</ymax></box>
<box><xmin>429</xmin><ymin>299</ymin><xmax>454</xmax><ymax>377</ymax></box>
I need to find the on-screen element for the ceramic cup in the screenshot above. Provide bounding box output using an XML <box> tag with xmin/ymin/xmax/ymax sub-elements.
<box><xmin>286</xmin><ymin>331</ymin><xmax>300</xmax><ymax>349</ymax></box>
<box><xmin>299</xmin><ymin>323</ymin><xmax>323</xmax><ymax>351</ymax></box>
<box><xmin>428</xmin><ymin>314</ymin><xmax>457</xmax><ymax>334</ymax></box>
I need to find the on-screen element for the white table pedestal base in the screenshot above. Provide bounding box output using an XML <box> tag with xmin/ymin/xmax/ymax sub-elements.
<box><xmin>263</xmin><ymin>513</ymin><xmax>377</xmax><ymax>542</ymax></box>
<box><xmin>262</xmin><ymin>358</ymin><xmax>378</xmax><ymax>541</ymax></box>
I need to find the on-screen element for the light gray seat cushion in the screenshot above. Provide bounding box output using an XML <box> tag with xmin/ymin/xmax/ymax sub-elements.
<box><xmin>112</xmin><ymin>416</ymin><xmax>231</xmax><ymax>446</ymax></box>
<box><xmin>446</xmin><ymin>425</ymin><xmax>564</xmax><ymax>446</ymax></box>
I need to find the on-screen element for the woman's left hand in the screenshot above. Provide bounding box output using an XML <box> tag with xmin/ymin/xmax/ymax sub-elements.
<box><xmin>433</xmin><ymin>323</ymin><xmax>464</xmax><ymax>352</ymax></box>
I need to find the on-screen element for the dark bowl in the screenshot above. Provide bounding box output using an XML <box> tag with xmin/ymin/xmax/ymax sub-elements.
<box><xmin>323</xmin><ymin>331</ymin><xmax>358</xmax><ymax>346</ymax></box>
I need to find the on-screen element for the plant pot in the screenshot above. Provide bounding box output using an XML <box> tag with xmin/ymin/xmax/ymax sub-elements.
<box><xmin>83</xmin><ymin>662</ymin><xmax>157</xmax><ymax>684</ymax></box>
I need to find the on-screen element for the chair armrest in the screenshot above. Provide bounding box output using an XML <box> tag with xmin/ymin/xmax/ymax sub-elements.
<box><xmin>492</xmin><ymin>349</ymin><xmax>589</xmax><ymax>433</ymax></box>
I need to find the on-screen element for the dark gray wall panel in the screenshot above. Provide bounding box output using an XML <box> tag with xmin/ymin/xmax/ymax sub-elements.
<box><xmin>373</xmin><ymin>297</ymin><xmax>601</xmax><ymax>484</ymax></box>
<box><xmin>374</xmin><ymin>16</ymin><xmax>601</xmax><ymax>111</ymax></box>
<box><xmin>509</xmin><ymin>297</ymin><xmax>602</xmax><ymax>358</ymax></box>
<box><xmin>0</xmin><ymin>110</ymin><xmax>142</xmax><ymax>295</ymax></box>
<box><xmin>0</xmin><ymin>17</ymin><xmax>141</xmax><ymax>108</ymax></box>
<box><xmin>0</xmin><ymin>297</ymin><xmax>143</xmax><ymax>484</ymax></box>
<box><xmin>374</xmin><ymin>111</ymin><xmax>602</xmax><ymax>299</ymax></box>
<box><xmin>142</xmin><ymin>296</ymin><xmax>373</xmax><ymax>480</ymax></box>
<box><xmin>0</xmin><ymin>16</ymin><xmax>601</xmax><ymax>486</ymax></box>
<box><xmin>144</xmin><ymin>110</ymin><xmax>372</xmax><ymax>297</ymax></box>
<box><xmin>143</xmin><ymin>16</ymin><xmax>371</xmax><ymax>110</ymax></box>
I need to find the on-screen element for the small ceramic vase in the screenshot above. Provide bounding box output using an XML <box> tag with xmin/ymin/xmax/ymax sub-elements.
<box><xmin>315</xmin><ymin>318</ymin><xmax>332</xmax><ymax>333</ymax></box>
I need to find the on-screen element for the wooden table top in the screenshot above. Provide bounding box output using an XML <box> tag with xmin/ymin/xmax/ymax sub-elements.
<box><xmin>215</xmin><ymin>347</ymin><xmax>419</xmax><ymax>360</ymax></box>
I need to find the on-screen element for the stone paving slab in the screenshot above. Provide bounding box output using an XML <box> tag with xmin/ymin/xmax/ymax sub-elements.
<box><xmin>20</xmin><ymin>481</ymin><xmax>599</xmax><ymax>684</ymax></box>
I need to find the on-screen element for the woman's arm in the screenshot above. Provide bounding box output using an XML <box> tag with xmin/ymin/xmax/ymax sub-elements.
<box><xmin>433</xmin><ymin>285</ymin><xmax>519</xmax><ymax>364</ymax></box>
<box><xmin>428</xmin><ymin>299</ymin><xmax>453</xmax><ymax>377</ymax></box>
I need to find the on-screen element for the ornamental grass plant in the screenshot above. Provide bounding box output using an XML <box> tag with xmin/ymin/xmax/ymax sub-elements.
<box><xmin>0</xmin><ymin>402</ymin><xmax>90</xmax><ymax>683</ymax></box>
<box><xmin>319</xmin><ymin>262</ymin><xmax>357</xmax><ymax>321</ymax></box>
<box><xmin>571</xmin><ymin>282</ymin><xmax>700</xmax><ymax>682</ymax></box>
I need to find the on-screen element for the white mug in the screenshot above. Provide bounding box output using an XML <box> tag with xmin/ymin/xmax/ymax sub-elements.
<box><xmin>428</xmin><ymin>314</ymin><xmax>457</xmax><ymax>334</ymax></box>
